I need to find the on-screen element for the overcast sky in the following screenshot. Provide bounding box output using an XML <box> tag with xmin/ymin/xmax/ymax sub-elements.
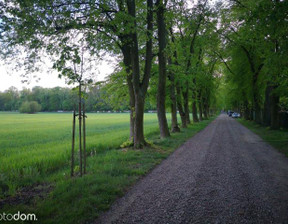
<box><xmin>0</xmin><ymin>59</ymin><xmax>114</xmax><ymax>91</ymax></box>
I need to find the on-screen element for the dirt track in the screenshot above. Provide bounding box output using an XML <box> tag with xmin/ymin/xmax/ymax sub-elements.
<box><xmin>96</xmin><ymin>114</ymin><xmax>288</xmax><ymax>224</ymax></box>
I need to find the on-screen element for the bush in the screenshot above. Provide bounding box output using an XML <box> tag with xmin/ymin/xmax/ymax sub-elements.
<box><xmin>19</xmin><ymin>101</ymin><xmax>41</xmax><ymax>113</ymax></box>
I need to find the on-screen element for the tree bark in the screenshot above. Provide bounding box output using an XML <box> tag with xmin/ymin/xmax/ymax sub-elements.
<box><xmin>183</xmin><ymin>8</ymin><xmax>206</xmax><ymax>125</ymax></box>
<box><xmin>183</xmin><ymin>86</ymin><xmax>191</xmax><ymax>124</ymax></box>
<box><xmin>203</xmin><ymin>99</ymin><xmax>209</xmax><ymax>120</ymax></box>
<box><xmin>263</xmin><ymin>85</ymin><xmax>272</xmax><ymax>126</ymax></box>
<box><xmin>156</xmin><ymin>0</ymin><xmax>170</xmax><ymax>138</ymax></box>
<box><xmin>241</xmin><ymin>46</ymin><xmax>264</xmax><ymax>124</ymax></box>
<box><xmin>203</xmin><ymin>90</ymin><xmax>209</xmax><ymax>120</ymax></box>
<box><xmin>198</xmin><ymin>90</ymin><xmax>203</xmax><ymax>121</ymax></box>
<box><xmin>168</xmin><ymin>59</ymin><xmax>180</xmax><ymax>132</ymax></box>
<box><xmin>269</xmin><ymin>38</ymin><xmax>280</xmax><ymax>129</ymax></box>
<box><xmin>128</xmin><ymin>78</ymin><xmax>135</xmax><ymax>140</ymax></box>
<box><xmin>176</xmin><ymin>84</ymin><xmax>187</xmax><ymax>128</ymax></box>
<box><xmin>254</xmin><ymin>93</ymin><xmax>262</xmax><ymax>124</ymax></box>
<box><xmin>270</xmin><ymin>87</ymin><xmax>280</xmax><ymax>129</ymax></box>
<box><xmin>243</xmin><ymin>104</ymin><xmax>250</xmax><ymax>120</ymax></box>
<box><xmin>126</xmin><ymin>0</ymin><xmax>153</xmax><ymax>148</ymax></box>
<box><xmin>134</xmin><ymin>93</ymin><xmax>146</xmax><ymax>148</ymax></box>
<box><xmin>192</xmin><ymin>100</ymin><xmax>199</xmax><ymax>123</ymax></box>
<box><xmin>198</xmin><ymin>100</ymin><xmax>203</xmax><ymax>121</ymax></box>
<box><xmin>121</xmin><ymin>45</ymin><xmax>135</xmax><ymax>141</ymax></box>
<box><xmin>192</xmin><ymin>79</ymin><xmax>199</xmax><ymax>123</ymax></box>
<box><xmin>169</xmin><ymin>27</ymin><xmax>183</xmax><ymax>129</ymax></box>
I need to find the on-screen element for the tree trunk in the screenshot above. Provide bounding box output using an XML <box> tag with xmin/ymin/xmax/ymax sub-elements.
<box><xmin>156</xmin><ymin>0</ymin><xmax>170</xmax><ymax>138</ymax></box>
<box><xmin>191</xmin><ymin>79</ymin><xmax>199</xmax><ymax>123</ymax></box>
<box><xmin>126</xmin><ymin>0</ymin><xmax>154</xmax><ymax>148</ymax></box>
<box><xmin>203</xmin><ymin>94</ymin><xmax>209</xmax><ymax>119</ymax></box>
<box><xmin>168</xmin><ymin>59</ymin><xmax>180</xmax><ymax>133</ymax></box>
<box><xmin>255</xmin><ymin>102</ymin><xmax>262</xmax><ymax>124</ymax></box>
<box><xmin>203</xmin><ymin>101</ymin><xmax>208</xmax><ymax>120</ymax></box>
<box><xmin>255</xmin><ymin>108</ymin><xmax>262</xmax><ymax>123</ymax></box>
<box><xmin>198</xmin><ymin>90</ymin><xmax>203</xmax><ymax>121</ymax></box>
<box><xmin>270</xmin><ymin>36</ymin><xmax>280</xmax><ymax>129</ymax></box>
<box><xmin>134</xmin><ymin>93</ymin><xmax>146</xmax><ymax>148</ymax></box>
<box><xmin>183</xmin><ymin>85</ymin><xmax>191</xmax><ymax>124</ymax></box>
<box><xmin>170</xmin><ymin>102</ymin><xmax>180</xmax><ymax>132</ymax></box>
<box><xmin>244</xmin><ymin>104</ymin><xmax>250</xmax><ymax>120</ymax></box>
<box><xmin>192</xmin><ymin>100</ymin><xmax>199</xmax><ymax>123</ymax></box>
<box><xmin>241</xmin><ymin>45</ymin><xmax>264</xmax><ymax>124</ymax></box>
<box><xmin>128</xmin><ymin>80</ymin><xmax>135</xmax><ymax>140</ymax></box>
<box><xmin>122</xmin><ymin>45</ymin><xmax>135</xmax><ymax>141</ymax></box>
<box><xmin>263</xmin><ymin>85</ymin><xmax>272</xmax><ymax>126</ymax></box>
<box><xmin>198</xmin><ymin>100</ymin><xmax>203</xmax><ymax>121</ymax></box>
<box><xmin>168</xmin><ymin>26</ymin><xmax>185</xmax><ymax>129</ymax></box>
<box><xmin>176</xmin><ymin>84</ymin><xmax>187</xmax><ymax>128</ymax></box>
<box><xmin>252</xmin><ymin>86</ymin><xmax>262</xmax><ymax>124</ymax></box>
<box><xmin>270</xmin><ymin>88</ymin><xmax>280</xmax><ymax>129</ymax></box>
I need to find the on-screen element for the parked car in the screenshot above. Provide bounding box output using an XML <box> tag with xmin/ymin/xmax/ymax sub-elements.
<box><xmin>228</xmin><ymin>111</ymin><xmax>234</xmax><ymax>117</ymax></box>
<box><xmin>232</xmin><ymin>112</ymin><xmax>240</xmax><ymax>118</ymax></box>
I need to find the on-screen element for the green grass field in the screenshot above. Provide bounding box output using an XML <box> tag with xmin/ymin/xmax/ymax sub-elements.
<box><xmin>0</xmin><ymin>112</ymin><xmax>160</xmax><ymax>191</ymax></box>
<box><xmin>0</xmin><ymin>112</ymin><xmax>214</xmax><ymax>223</ymax></box>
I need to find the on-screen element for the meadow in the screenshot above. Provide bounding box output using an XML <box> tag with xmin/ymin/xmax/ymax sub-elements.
<box><xmin>0</xmin><ymin>112</ymin><xmax>160</xmax><ymax>192</ymax></box>
<box><xmin>0</xmin><ymin>112</ymin><xmax>214</xmax><ymax>223</ymax></box>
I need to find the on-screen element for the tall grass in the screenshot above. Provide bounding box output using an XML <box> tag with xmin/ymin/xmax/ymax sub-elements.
<box><xmin>0</xmin><ymin>112</ymin><xmax>159</xmax><ymax>193</ymax></box>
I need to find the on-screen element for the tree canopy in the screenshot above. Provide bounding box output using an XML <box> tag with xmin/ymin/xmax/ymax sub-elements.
<box><xmin>1</xmin><ymin>0</ymin><xmax>287</xmax><ymax>146</ymax></box>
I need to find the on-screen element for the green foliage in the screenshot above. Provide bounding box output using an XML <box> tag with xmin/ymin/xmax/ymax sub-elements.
<box><xmin>120</xmin><ymin>140</ymin><xmax>134</xmax><ymax>148</ymax></box>
<box><xmin>101</xmin><ymin>68</ymin><xmax>130</xmax><ymax>111</ymax></box>
<box><xmin>0</xmin><ymin>85</ymin><xmax>125</xmax><ymax>112</ymax></box>
<box><xmin>216</xmin><ymin>0</ymin><xmax>288</xmax><ymax>122</ymax></box>
<box><xmin>19</xmin><ymin>101</ymin><xmax>41</xmax><ymax>113</ymax></box>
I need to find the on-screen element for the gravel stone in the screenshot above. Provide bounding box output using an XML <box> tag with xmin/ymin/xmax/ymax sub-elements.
<box><xmin>96</xmin><ymin>114</ymin><xmax>288</xmax><ymax>224</ymax></box>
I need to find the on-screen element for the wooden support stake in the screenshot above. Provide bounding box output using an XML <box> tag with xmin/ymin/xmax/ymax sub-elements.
<box><xmin>79</xmin><ymin>84</ymin><xmax>82</xmax><ymax>177</ymax></box>
<box><xmin>83</xmin><ymin>102</ymin><xmax>86</xmax><ymax>174</ymax></box>
<box><xmin>71</xmin><ymin>108</ymin><xmax>76</xmax><ymax>177</ymax></box>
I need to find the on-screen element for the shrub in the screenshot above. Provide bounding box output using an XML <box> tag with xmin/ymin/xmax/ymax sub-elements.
<box><xmin>19</xmin><ymin>101</ymin><xmax>41</xmax><ymax>113</ymax></box>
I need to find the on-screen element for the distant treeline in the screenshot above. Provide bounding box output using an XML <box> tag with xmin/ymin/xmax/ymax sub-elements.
<box><xmin>0</xmin><ymin>86</ymin><xmax>155</xmax><ymax>112</ymax></box>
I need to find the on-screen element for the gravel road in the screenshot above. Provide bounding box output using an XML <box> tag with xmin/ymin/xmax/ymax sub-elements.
<box><xmin>96</xmin><ymin>114</ymin><xmax>288</xmax><ymax>224</ymax></box>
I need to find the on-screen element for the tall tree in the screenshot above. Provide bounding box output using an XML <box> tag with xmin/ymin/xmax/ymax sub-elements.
<box><xmin>0</xmin><ymin>0</ymin><xmax>155</xmax><ymax>148</ymax></box>
<box><xmin>156</xmin><ymin>0</ymin><xmax>170</xmax><ymax>138</ymax></box>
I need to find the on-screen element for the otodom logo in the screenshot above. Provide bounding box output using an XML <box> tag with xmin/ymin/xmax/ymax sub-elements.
<box><xmin>0</xmin><ymin>211</ymin><xmax>37</xmax><ymax>221</ymax></box>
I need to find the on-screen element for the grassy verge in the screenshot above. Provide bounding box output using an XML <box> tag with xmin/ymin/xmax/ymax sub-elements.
<box><xmin>1</xmin><ymin>117</ymin><xmax>214</xmax><ymax>224</ymax></box>
<box><xmin>238</xmin><ymin>119</ymin><xmax>288</xmax><ymax>157</ymax></box>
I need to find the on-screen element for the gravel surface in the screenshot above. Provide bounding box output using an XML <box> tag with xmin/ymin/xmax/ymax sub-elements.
<box><xmin>96</xmin><ymin>114</ymin><xmax>288</xmax><ymax>224</ymax></box>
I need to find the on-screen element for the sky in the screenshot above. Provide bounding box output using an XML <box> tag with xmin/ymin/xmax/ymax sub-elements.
<box><xmin>0</xmin><ymin>59</ymin><xmax>115</xmax><ymax>91</ymax></box>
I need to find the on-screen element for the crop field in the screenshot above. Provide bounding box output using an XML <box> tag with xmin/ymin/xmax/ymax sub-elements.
<box><xmin>0</xmin><ymin>112</ymin><xmax>214</xmax><ymax>223</ymax></box>
<box><xmin>0</xmin><ymin>112</ymin><xmax>161</xmax><ymax>192</ymax></box>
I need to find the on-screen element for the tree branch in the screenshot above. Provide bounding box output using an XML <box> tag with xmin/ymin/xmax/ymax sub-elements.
<box><xmin>141</xmin><ymin>0</ymin><xmax>153</xmax><ymax>94</ymax></box>
<box><xmin>214</xmin><ymin>51</ymin><xmax>235</xmax><ymax>75</ymax></box>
